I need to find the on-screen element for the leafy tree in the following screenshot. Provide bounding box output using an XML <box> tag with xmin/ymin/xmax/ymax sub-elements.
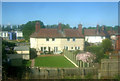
<box><xmin>46</xmin><ymin>24</ymin><xmax>58</xmax><ymax>28</ymax></box>
<box><xmin>18</xmin><ymin>24</ymin><xmax>24</xmax><ymax>31</ymax></box>
<box><xmin>2</xmin><ymin>40</ymin><xmax>16</xmax><ymax>79</ymax></box>
<box><xmin>73</xmin><ymin>50</ymin><xmax>81</xmax><ymax>55</ymax></box>
<box><xmin>114</xmin><ymin>25</ymin><xmax>118</xmax><ymax>32</ymax></box>
<box><xmin>61</xmin><ymin>24</ymin><xmax>71</xmax><ymax>30</ymax></box>
<box><xmin>22</xmin><ymin>20</ymin><xmax>45</xmax><ymax>40</ymax></box>
<box><xmin>88</xmin><ymin>27</ymin><xmax>96</xmax><ymax>29</ymax></box>
<box><xmin>86</xmin><ymin>45</ymin><xmax>106</xmax><ymax>63</ymax></box>
<box><xmin>102</xmin><ymin>38</ymin><xmax>113</xmax><ymax>53</ymax></box>
<box><xmin>84</xmin><ymin>41</ymin><xmax>90</xmax><ymax>51</ymax></box>
<box><xmin>73</xmin><ymin>27</ymin><xmax>77</xmax><ymax>29</ymax></box>
<box><xmin>3</xmin><ymin>25</ymin><xmax>11</xmax><ymax>31</ymax></box>
<box><xmin>45</xmin><ymin>23</ymin><xmax>71</xmax><ymax>29</ymax></box>
<box><xmin>0</xmin><ymin>25</ymin><xmax>2</xmax><ymax>30</ymax></box>
<box><xmin>12</xmin><ymin>25</ymin><xmax>18</xmax><ymax>30</ymax></box>
<box><xmin>2</xmin><ymin>40</ymin><xmax>31</xmax><ymax>80</ymax></box>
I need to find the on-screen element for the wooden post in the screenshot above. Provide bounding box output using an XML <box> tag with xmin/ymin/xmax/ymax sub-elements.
<box><xmin>83</xmin><ymin>62</ymin><xmax>85</xmax><ymax>68</ymax></box>
<box><xmin>80</xmin><ymin>61</ymin><xmax>82</xmax><ymax>68</ymax></box>
<box><xmin>87</xmin><ymin>63</ymin><xmax>89</xmax><ymax>67</ymax></box>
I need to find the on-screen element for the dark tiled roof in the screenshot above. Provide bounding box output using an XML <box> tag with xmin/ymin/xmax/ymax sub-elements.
<box><xmin>84</xmin><ymin>29</ymin><xmax>96</xmax><ymax>36</ymax></box>
<box><xmin>64</xmin><ymin>29</ymin><xmax>84</xmax><ymax>37</ymax></box>
<box><xmin>84</xmin><ymin>29</ymin><xmax>106</xmax><ymax>36</ymax></box>
<box><xmin>30</xmin><ymin>28</ymin><xmax>84</xmax><ymax>38</ymax></box>
<box><xmin>30</xmin><ymin>29</ymin><xmax>63</xmax><ymax>38</ymax></box>
<box><xmin>14</xmin><ymin>46</ymin><xmax>29</xmax><ymax>51</ymax></box>
<box><xmin>107</xmin><ymin>30</ymin><xmax>116</xmax><ymax>35</ymax></box>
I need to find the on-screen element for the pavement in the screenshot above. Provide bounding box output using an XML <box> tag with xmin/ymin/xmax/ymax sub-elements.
<box><xmin>31</xmin><ymin>59</ymin><xmax>35</xmax><ymax>67</ymax></box>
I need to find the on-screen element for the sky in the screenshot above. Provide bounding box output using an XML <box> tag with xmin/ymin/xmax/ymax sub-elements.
<box><xmin>2</xmin><ymin>2</ymin><xmax>118</xmax><ymax>27</ymax></box>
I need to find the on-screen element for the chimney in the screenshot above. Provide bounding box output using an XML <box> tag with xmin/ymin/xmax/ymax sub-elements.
<box><xmin>116</xmin><ymin>35</ymin><xmax>120</xmax><ymax>51</ymax></box>
<box><xmin>78</xmin><ymin>24</ymin><xmax>82</xmax><ymax>34</ymax></box>
<box><xmin>58</xmin><ymin>23</ymin><xmax>62</xmax><ymax>31</ymax></box>
<box><xmin>101</xmin><ymin>25</ymin><xmax>105</xmax><ymax>31</ymax></box>
<box><xmin>35</xmin><ymin>22</ymin><xmax>40</xmax><ymax>32</ymax></box>
<box><xmin>110</xmin><ymin>27</ymin><xmax>113</xmax><ymax>31</ymax></box>
<box><xmin>96</xmin><ymin>24</ymin><xmax>99</xmax><ymax>35</ymax></box>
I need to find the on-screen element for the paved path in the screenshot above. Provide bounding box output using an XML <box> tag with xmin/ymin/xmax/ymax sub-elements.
<box><xmin>31</xmin><ymin>59</ymin><xmax>35</xmax><ymax>67</ymax></box>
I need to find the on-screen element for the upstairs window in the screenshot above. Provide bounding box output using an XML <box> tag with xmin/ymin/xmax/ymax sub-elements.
<box><xmin>52</xmin><ymin>38</ymin><xmax>55</xmax><ymax>41</ymax></box>
<box><xmin>73</xmin><ymin>38</ymin><xmax>75</xmax><ymax>41</ymax></box>
<box><xmin>67</xmin><ymin>38</ymin><xmax>70</xmax><ymax>41</ymax></box>
<box><xmin>46</xmin><ymin>38</ymin><xmax>49</xmax><ymax>41</ymax></box>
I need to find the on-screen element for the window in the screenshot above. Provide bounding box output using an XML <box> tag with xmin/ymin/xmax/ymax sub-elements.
<box><xmin>73</xmin><ymin>38</ymin><xmax>75</xmax><ymax>41</ymax></box>
<box><xmin>71</xmin><ymin>47</ymin><xmax>73</xmax><ymax>49</ymax></box>
<box><xmin>44</xmin><ymin>47</ymin><xmax>46</xmax><ymax>51</ymax></box>
<box><xmin>87</xmin><ymin>38</ymin><xmax>88</xmax><ymax>41</ymax></box>
<box><xmin>4</xmin><ymin>33</ymin><xmax>6</xmax><ymax>37</ymax></box>
<box><xmin>46</xmin><ymin>38</ymin><xmax>49</xmax><ymax>41</ymax></box>
<box><xmin>52</xmin><ymin>38</ymin><xmax>55</xmax><ymax>41</ymax></box>
<box><xmin>54</xmin><ymin>47</ymin><xmax>58</xmax><ymax>52</ymax></box>
<box><xmin>64</xmin><ymin>46</ymin><xmax>68</xmax><ymax>50</ymax></box>
<box><xmin>67</xmin><ymin>38</ymin><xmax>70</xmax><ymax>41</ymax></box>
<box><xmin>78</xmin><ymin>47</ymin><xmax>80</xmax><ymax>50</ymax></box>
<box><xmin>66</xmin><ymin>47</ymin><xmax>68</xmax><ymax>50</ymax></box>
<box><xmin>41</xmin><ymin>47</ymin><xmax>43</xmax><ymax>51</ymax></box>
<box><xmin>101</xmin><ymin>36</ymin><xmax>104</xmax><ymax>39</ymax></box>
<box><xmin>75</xmin><ymin>47</ymin><xmax>77</xmax><ymax>50</ymax></box>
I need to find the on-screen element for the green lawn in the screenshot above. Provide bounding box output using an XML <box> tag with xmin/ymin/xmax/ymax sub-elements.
<box><xmin>35</xmin><ymin>55</ymin><xmax>75</xmax><ymax>68</ymax></box>
<box><xmin>23</xmin><ymin>60</ymin><xmax>31</xmax><ymax>67</ymax></box>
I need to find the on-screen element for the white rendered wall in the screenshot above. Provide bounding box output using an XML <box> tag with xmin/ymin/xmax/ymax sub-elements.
<box><xmin>85</xmin><ymin>36</ymin><xmax>105</xmax><ymax>43</ymax></box>
<box><xmin>30</xmin><ymin>37</ymin><xmax>84</xmax><ymax>52</ymax></box>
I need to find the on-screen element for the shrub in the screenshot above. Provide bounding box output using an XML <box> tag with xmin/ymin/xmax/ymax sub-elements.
<box><xmin>84</xmin><ymin>73</ymin><xmax>93</xmax><ymax>79</ymax></box>
<box><xmin>73</xmin><ymin>50</ymin><xmax>81</xmax><ymax>55</ymax></box>
<box><xmin>114</xmin><ymin>74</ymin><xmax>120</xmax><ymax>81</ymax></box>
<box><xmin>102</xmin><ymin>38</ymin><xmax>113</xmax><ymax>53</ymax></box>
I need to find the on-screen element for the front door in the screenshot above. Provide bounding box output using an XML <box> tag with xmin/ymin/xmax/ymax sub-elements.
<box><xmin>48</xmin><ymin>47</ymin><xmax>51</xmax><ymax>52</ymax></box>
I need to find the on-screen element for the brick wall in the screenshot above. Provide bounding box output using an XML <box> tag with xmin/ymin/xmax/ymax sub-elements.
<box><xmin>116</xmin><ymin>35</ymin><xmax>120</xmax><ymax>51</ymax></box>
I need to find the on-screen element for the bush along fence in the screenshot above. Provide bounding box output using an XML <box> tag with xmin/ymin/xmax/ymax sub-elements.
<box><xmin>30</xmin><ymin>48</ymin><xmax>37</xmax><ymax>59</ymax></box>
<box><xmin>63</xmin><ymin>50</ymin><xmax>95</xmax><ymax>68</ymax></box>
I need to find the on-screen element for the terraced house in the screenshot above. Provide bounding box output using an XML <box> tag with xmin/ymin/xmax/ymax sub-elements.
<box><xmin>30</xmin><ymin>22</ymin><xmax>84</xmax><ymax>55</ymax></box>
<box><xmin>84</xmin><ymin>25</ymin><xmax>111</xmax><ymax>44</ymax></box>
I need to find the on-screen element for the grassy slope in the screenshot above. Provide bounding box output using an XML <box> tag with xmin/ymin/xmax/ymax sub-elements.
<box><xmin>35</xmin><ymin>56</ymin><xmax>75</xmax><ymax>68</ymax></box>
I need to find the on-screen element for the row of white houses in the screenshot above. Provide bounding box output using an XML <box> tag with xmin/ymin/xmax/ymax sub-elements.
<box><xmin>0</xmin><ymin>31</ymin><xmax>23</xmax><ymax>40</ymax></box>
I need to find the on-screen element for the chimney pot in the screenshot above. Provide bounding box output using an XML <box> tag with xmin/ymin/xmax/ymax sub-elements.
<box><xmin>78</xmin><ymin>24</ymin><xmax>82</xmax><ymax>34</ymax></box>
<box><xmin>58</xmin><ymin>23</ymin><xmax>62</xmax><ymax>31</ymax></box>
<box><xmin>101</xmin><ymin>25</ymin><xmax>105</xmax><ymax>31</ymax></box>
<box><xmin>35</xmin><ymin>22</ymin><xmax>40</xmax><ymax>32</ymax></box>
<box><xmin>96</xmin><ymin>24</ymin><xmax>99</xmax><ymax>34</ymax></box>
